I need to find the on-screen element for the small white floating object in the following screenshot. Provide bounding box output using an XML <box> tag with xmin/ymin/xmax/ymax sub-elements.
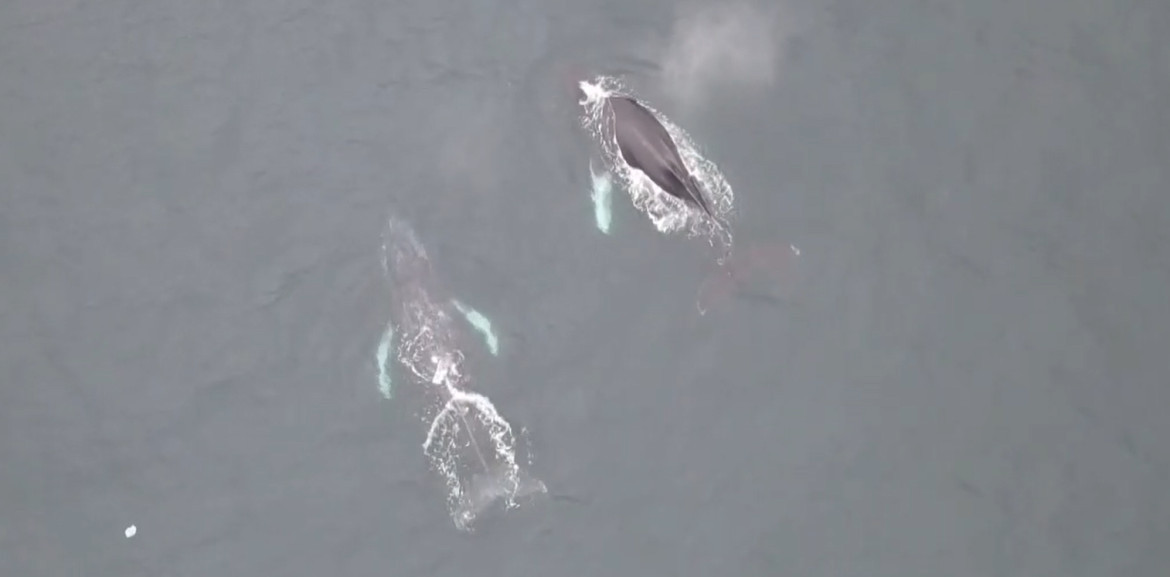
<box><xmin>124</xmin><ymin>525</ymin><xmax>136</xmax><ymax>538</ymax></box>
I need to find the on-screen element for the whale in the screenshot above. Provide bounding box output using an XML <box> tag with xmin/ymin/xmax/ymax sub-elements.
<box><xmin>606</xmin><ymin>94</ymin><xmax>719</xmax><ymax>222</ymax></box>
<box><xmin>380</xmin><ymin>214</ymin><xmax>544</xmax><ymax>531</ymax></box>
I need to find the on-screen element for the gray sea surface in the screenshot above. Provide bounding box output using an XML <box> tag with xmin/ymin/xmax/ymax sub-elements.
<box><xmin>2</xmin><ymin>0</ymin><xmax>1168</xmax><ymax>575</ymax></box>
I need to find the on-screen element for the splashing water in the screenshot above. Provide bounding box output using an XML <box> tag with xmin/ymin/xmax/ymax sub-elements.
<box><xmin>578</xmin><ymin>75</ymin><xmax>736</xmax><ymax>260</ymax></box>
<box><xmin>378</xmin><ymin>215</ymin><xmax>546</xmax><ymax>531</ymax></box>
<box><xmin>421</xmin><ymin>354</ymin><xmax>545</xmax><ymax>531</ymax></box>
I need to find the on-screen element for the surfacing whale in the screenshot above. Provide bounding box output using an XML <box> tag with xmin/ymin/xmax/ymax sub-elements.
<box><xmin>607</xmin><ymin>95</ymin><xmax>719</xmax><ymax>222</ymax></box>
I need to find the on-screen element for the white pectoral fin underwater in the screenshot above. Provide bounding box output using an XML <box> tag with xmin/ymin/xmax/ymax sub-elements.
<box><xmin>451</xmin><ymin>299</ymin><xmax>500</xmax><ymax>357</ymax></box>
<box><xmin>589</xmin><ymin>158</ymin><xmax>614</xmax><ymax>234</ymax></box>
<box><xmin>376</xmin><ymin>320</ymin><xmax>395</xmax><ymax>400</ymax></box>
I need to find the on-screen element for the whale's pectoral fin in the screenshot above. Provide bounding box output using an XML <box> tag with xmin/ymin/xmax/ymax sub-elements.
<box><xmin>451</xmin><ymin>299</ymin><xmax>500</xmax><ymax>357</ymax></box>
<box><xmin>588</xmin><ymin>159</ymin><xmax>615</xmax><ymax>235</ymax></box>
<box><xmin>376</xmin><ymin>321</ymin><xmax>395</xmax><ymax>399</ymax></box>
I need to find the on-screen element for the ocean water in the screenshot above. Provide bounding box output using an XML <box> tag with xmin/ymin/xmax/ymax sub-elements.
<box><xmin>2</xmin><ymin>0</ymin><xmax>1168</xmax><ymax>575</ymax></box>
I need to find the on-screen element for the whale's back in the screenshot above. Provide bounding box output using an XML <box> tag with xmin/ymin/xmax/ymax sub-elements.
<box><xmin>610</xmin><ymin>97</ymin><xmax>680</xmax><ymax>165</ymax></box>
<box><xmin>609</xmin><ymin>96</ymin><xmax>714</xmax><ymax>218</ymax></box>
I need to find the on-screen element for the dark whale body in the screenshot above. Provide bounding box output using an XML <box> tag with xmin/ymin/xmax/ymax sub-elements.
<box><xmin>609</xmin><ymin>95</ymin><xmax>717</xmax><ymax>220</ymax></box>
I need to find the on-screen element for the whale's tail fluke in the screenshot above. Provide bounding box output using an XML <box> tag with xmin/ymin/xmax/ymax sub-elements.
<box><xmin>453</xmin><ymin>462</ymin><xmax>547</xmax><ymax>530</ymax></box>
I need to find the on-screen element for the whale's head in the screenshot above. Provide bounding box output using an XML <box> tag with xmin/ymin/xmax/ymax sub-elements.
<box><xmin>382</xmin><ymin>214</ymin><xmax>433</xmax><ymax>283</ymax></box>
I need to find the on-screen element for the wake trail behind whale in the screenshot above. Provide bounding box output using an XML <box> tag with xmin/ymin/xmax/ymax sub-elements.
<box><xmin>421</xmin><ymin>357</ymin><xmax>546</xmax><ymax>530</ymax></box>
